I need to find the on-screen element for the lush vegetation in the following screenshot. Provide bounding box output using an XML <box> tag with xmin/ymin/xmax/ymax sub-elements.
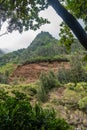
<box><xmin>0</xmin><ymin>76</ymin><xmax>87</xmax><ymax>129</ymax></box>
<box><xmin>57</xmin><ymin>55</ymin><xmax>87</xmax><ymax>84</ymax></box>
<box><xmin>0</xmin><ymin>86</ymin><xmax>73</xmax><ymax>130</ymax></box>
<box><xmin>0</xmin><ymin>32</ymin><xmax>68</xmax><ymax>66</ymax></box>
<box><xmin>0</xmin><ymin>31</ymin><xmax>87</xmax><ymax>129</ymax></box>
<box><xmin>0</xmin><ymin>63</ymin><xmax>17</xmax><ymax>84</ymax></box>
<box><xmin>37</xmin><ymin>71</ymin><xmax>61</xmax><ymax>102</ymax></box>
<box><xmin>0</xmin><ymin>0</ymin><xmax>87</xmax><ymax>129</ymax></box>
<box><xmin>0</xmin><ymin>63</ymin><xmax>16</xmax><ymax>74</ymax></box>
<box><xmin>0</xmin><ymin>49</ymin><xmax>25</xmax><ymax>66</ymax></box>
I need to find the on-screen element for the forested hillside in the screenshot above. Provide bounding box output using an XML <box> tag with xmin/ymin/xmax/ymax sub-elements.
<box><xmin>0</xmin><ymin>32</ymin><xmax>65</xmax><ymax>66</ymax></box>
<box><xmin>0</xmin><ymin>31</ymin><xmax>85</xmax><ymax>66</ymax></box>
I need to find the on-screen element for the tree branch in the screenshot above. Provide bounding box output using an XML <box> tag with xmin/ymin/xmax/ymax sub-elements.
<box><xmin>48</xmin><ymin>0</ymin><xmax>87</xmax><ymax>50</ymax></box>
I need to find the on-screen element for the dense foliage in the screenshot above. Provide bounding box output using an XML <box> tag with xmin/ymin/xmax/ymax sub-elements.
<box><xmin>40</xmin><ymin>71</ymin><xmax>60</xmax><ymax>92</ymax></box>
<box><xmin>37</xmin><ymin>71</ymin><xmax>60</xmax><ymax>102</ymax></box>
<box><xmin>57</xmin><ymin>55</ymin><xmax>87</xmax><ymax>84</ymax></box>
<box><xmin>0</xmin><ymin>93</ymin><xmax>73</xmax><ymax>130</ymax></box>
<box><xmin>59</xmin><ymin>22</ymin><xmax>75</xmax><ymax>49</ymax></box>
<box><xmin>65</xmin><ymin>0</ymin><xmax>87</xmax><ymax>30</ymax></box>
<box><xmin>58</xmin><ymin>0</ymin><xmax>87</xmax><ymax>48</ymax></box>
<box><xmin>0</xmin><ymin>0</ymin><xmax>87</xmax><ymax>32</ymax></box>
<box><xmin>0</xmin><ymin>71</ymin><xmax>9</xmax><ymax>84</ymax></box>
<box><xmin>0</xmin><ymin>0</ymin><xmax>49</xmax><ymax>32</ymax></box>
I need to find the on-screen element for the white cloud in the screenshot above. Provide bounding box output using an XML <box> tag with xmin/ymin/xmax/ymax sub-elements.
<box><xmin>0</xmin><ymin>6</ymin><xmax>62</xmax><ymax>51</ymax></box>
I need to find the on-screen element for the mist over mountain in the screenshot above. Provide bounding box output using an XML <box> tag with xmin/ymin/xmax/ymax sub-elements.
<box><xmin>3</xmin><ymin>48</ymin><xmax>11</xmax><ymax>53</ymax></box>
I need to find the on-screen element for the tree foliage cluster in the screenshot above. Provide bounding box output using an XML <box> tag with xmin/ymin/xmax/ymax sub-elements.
<box><xmin>65</xmin><ymin>0</ymin><xmax>87</xmax><ymax>30</ymax></box>
<box><xmin>59</xmin><ymin>22</ymin><xmax>75</xmax><ymax>49</ymax></box>
<box><xmin>0</xmin><ymin>0</ymin><xmax>49</xmax><ymax>32</ymax></box>
<box><xmin>0</xmin><ymin>70</ymin><xmax>9</xmax><ymax>84</ymax></box>
<box><xmin>37</xmin><ymin>70</ymin><xmax>61</xmax><ymax>102</ymax></box>
<box><xmin>0</xmin><ymin>0</ymin><xmax>87</xmax><ymax>32</ymax></box>
<box><xmin>57</xmin><ymin>55</ymin><xmax>87</xmax><ymax>84</ymax></box>
<box><xmin>0</xmin><ymin>90</ymin><xmax>73</xmax><ymax>130</ymax></box>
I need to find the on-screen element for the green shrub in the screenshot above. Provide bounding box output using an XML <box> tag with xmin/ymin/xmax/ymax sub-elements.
<box><xmin>70</xmin><ymin>55</ymin><xmax>87</xmax><ymax>83</ymax></box>
<box><xmin>74</xmin><ymin>82</ymin><xmax>87</xmax><ymax>92</ymax></box>
<box><xmin>57</xmin><ymin>68</ymin><xmax>71</xmax><ymax>84</ymax></box>
<box><xmin>0</xmin><ymin>96</ymin><xmax>73</xmax><ymax>130</ymax></box>
<box><xmin>0</xmin><ymin>89</ymin><xmax>8</xmax><ymax>101</ymax></box>
<box><xmin>65</xmin><ymin>82</ymin><xmax>75</xmax><ymax>90</ymax></box>
<box><xmin>78</xmin><ymin>97</ymin><xmax>87</xmax><ymax>111</ymax></box>
<box><xmin>0</xmin><ymin>72</ymin><xmax>8</xmax><ymax>84</ymax></box>
<box><xmin>39</xmin><ymin>71</ymin><xmax>60</xmax><ymax>92</ymax></box>
<box><xmin>0</xmin><ymin>63</ymin><xmax>16</xmax><ymax>75</ymax></box>
<box><xmin>12</xmin><ymin>90</ymin><xmax>28</xmax><ymax>100</ymax></box>
<box><xmin>28</xmin><ymin>87</ymin><xmax>37</xmax><ymax>96</ymax></box>
<box><xmin>38</xmin><ymin>71</ymin><xmax>61</xmax><ymax>102</ymax></box>
<box><xmin>57</xmin><ymin>55</ymin><xmax>87</xmax><ymax>84</ymax></box>
<box><xmin>37</xmin><ymin>85</ymin><xmax>48</xmax><ymax>102</ymax></box>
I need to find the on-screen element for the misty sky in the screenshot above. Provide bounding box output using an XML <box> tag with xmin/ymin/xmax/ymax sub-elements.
<box><xmin>0</xmin><ymin>6</ymin><xmax>62</xmax><ymax>51</ymax></box>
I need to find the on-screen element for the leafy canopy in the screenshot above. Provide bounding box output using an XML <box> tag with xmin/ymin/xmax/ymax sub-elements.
<box><xmin>0</xmin><ymin>92</ymin><xmax>73</xmax><ymax>130</ymax></box>
<box><xmin>59</xmin><ymin>22</ymin><xmax>75</xmax><ymax>50</ymax></box>
<box><xmin>59</xmin><ymin>0</ymin><xmax>87</xmax><ymax>48</ymax></box>
<box><xmin>0</xmin><ymin>0</ymin><xmax>49</xmax><ymax>32</ymax></box>
<box><xmin>65</xmin><ymin>0</ymin><xmax>87</xmax><ymax>30</ymax></box>
<box><xmin>0</xmin><ymin>0</ymin><xmax>87</xmax><ymax>33</ymax></box>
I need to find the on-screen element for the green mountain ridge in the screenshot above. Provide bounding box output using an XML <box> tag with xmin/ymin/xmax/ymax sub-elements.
<box><xmin>0</xmin><ymin>31</ymin><xmax>84</xmax><ymax>66</ymax></box>
<box><xmin>20</xmin><ymin>31</ymin><xmax>68</xmax><ymax>63</ymax></box>
<box><xmin>0</xmin><ymin>32</ymin><xmax>64</xmax><ymax>66</ymax></box>
<box><xmin>28</xmin><ymin>31</ymin><xmax>57</xmax><ymax>50</ymax></box>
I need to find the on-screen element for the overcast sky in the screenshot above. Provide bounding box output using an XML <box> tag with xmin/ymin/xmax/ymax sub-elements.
<box><xmin>0</xmin><ymin>6</ymin><xmax>62</xmax><ymax>52</ymax></box>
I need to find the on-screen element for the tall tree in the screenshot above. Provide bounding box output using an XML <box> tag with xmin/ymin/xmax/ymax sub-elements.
<box><xmin>0</xmin><ymin>0</ymin><xmax>87</xmax><ymax>49</ymax></box>
<box><xmin>48</xmin><ymin>0</ymin><xmax>87</xmax><ymax>49</ymax></box>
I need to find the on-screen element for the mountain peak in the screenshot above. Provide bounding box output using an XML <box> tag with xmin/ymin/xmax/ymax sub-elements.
<box><xmin>29</xmin><ymin>31</ymin><xmax>57</xmax><ymax>51</ymax></box>
<box><xmin>36</xmin><ymin>31</ymin><xmax>53</xmax><ymax>38</ymax></box>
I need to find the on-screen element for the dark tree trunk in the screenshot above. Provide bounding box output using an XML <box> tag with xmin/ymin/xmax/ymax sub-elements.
<box><xmin>48</xmin><ymin>0</ymin><xmax>87</xmax><ymax>50</ymax></box>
